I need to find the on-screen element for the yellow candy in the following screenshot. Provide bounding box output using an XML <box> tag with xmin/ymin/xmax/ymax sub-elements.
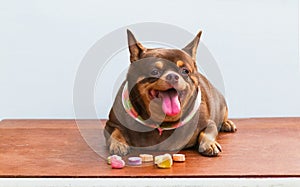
<box><xmin>157</xmin><ymin>158</ymin><xmax>172</xmax><ymax>168</ymax></box>
<box><xmin>155</xmin><ymin>154</ymin><xmax>173</xmax><ymax>168</ymax></box>
<box><xmin>154</xmin><ymin>155</ymin><xmax>162</xmax><ymax>164</ymax></box>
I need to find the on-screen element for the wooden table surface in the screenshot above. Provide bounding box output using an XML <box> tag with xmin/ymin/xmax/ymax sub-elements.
<box><xmin>0</xmin><ymin>118</ymin><xmax>299</xmax><ymax>178</ymax></box>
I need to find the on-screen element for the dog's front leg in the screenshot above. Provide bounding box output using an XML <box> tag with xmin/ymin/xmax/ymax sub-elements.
<box><xmin>198</xmin><ymin>120</ymin><xmax>222</xmax><ymax>157</ymax></box>
<box><xmin>108</xmin><ymin>128</ymin><xmax>130</xmax><ymax>156</ymax></box>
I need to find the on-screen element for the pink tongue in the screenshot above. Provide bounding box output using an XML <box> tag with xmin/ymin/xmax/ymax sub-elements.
<box><xmin>160</xmin><ymin>90</ymin><xmax>181</xmax><ymax>116</ymax></box>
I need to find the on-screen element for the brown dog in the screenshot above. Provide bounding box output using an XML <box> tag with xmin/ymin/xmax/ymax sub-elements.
<box><xmin>104</xmin><ymin>30</ymin><xmax>236</xmax><ymax>156</ymax></box>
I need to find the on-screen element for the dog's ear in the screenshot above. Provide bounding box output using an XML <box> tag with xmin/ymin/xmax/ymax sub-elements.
<box><xmin>182</xmin><ymin>31</ymin><xmax>202</xmax><ymax>61</ymax></box>
<box><xmin>127</xmin><ymin>29</ymin><xmax>146</xmax><ymax>63</ymax></box>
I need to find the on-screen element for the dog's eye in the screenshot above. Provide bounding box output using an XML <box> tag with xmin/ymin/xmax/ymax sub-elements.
<box><xmin>181</xmin><ymin>68</ymin><xmax>190</xmax><ymax>75</ymax></box>
<box><xmin>150</xmin><ymin>69</ymin><xmax>160</xmax><ymax>76</ymax></box>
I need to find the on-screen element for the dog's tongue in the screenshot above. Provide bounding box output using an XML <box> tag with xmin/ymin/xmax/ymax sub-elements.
<box><xmin>159</xmin><ymin>89</ymin><xmax>181</xmax><ymax>116</ymax></box>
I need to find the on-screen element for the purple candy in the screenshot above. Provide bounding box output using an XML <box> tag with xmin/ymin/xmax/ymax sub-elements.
<box><xmin>128</xmin><ymin>157</ymin><xmax>142</xmax><ymax>166</ymax></box>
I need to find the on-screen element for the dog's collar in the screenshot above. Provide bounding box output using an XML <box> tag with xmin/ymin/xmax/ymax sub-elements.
<box><xmin>121</xmin><ymin>81</ymin><xmax>201</xmax><ymax>135</ymax></box>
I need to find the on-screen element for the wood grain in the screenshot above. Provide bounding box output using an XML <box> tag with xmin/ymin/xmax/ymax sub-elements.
<box><xmin>0</xmin><ymin>118</ymin><xmax>299</xmax><ymax>177</ymax></box>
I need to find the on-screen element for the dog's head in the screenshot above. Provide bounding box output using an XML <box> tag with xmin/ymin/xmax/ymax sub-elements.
<box><xmin>126</xmin><ymin>30</ymin><xmax>202</xmax><ymax>126</ymax></box>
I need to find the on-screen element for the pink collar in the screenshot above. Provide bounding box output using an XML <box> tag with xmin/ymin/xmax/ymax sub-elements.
<box><xmin>122</xmin><ymin>82</ymin><xmax>201</xmax><ymax>135</ymax></box>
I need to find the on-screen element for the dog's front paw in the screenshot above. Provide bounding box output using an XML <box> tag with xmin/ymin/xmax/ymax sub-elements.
<box><xmin>109</xmin><ymin>138</ymin><xmax>130</xmax><ymax>156</ymax></box>
<box><xmin>220</xmin><ymin>120</ymin><xmax>237</xmax><ymax>132</ymax></box>
<box><xmin>198</xmin><ymin>139</ymin><xmax>222</xmax><ymax>157</ymax></box>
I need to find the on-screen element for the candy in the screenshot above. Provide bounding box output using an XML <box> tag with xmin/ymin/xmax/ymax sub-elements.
<box><xmin>154</xmin><ymin>155</ymin><xmax>164</xmax><ymax>165</ymax></box>
<box><xmin>128</xmin><ymin>157</ymin><xmax>142</xmax><ymax>166</ymax></box>
<box><xmin>172</xmin><ymin>154</ymin><xmax>185</xmax><ymax>162</ymax></box>
<box><xmin>107</xmin><ymin>155</ymin><xmax>122</xmax><ymax>165</ymax></box>
<box><xmin>139</xmin><ymin>154</ymin><xmax>154</xmax><ymax>162</ymax></box>
<box><xmin>108</xmin><ymin>155</ymin><xmax>125</xmax><ymax>169</ymax></box>
<box><xmin>155</xmin><ymin>154</ymin><xmax>173</xmax><ymax>168</ymax></box>
<box><xmin>111</xmin><ymin>159</ymin><xmax>125</xmax><ymax>169</ymax></box>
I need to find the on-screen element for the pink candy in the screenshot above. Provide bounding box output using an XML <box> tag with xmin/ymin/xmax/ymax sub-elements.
<box><xmin>111</xmin><ymin>158</ymin><xmax>125</xmax><ymax>169</ymax></box>
<box><xmin>108</xmin><ymin>155</ymin><xmax>125</xmax><ymax>169</ymax></box>
<box><xmin>107</xmin><ymin>155</ymin><xmax>122</xmax><ymax>165</ymax></box>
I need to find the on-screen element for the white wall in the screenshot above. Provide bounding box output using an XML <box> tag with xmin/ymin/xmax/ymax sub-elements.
<box><xmin>0</xmin><ymin>0</ymin><xmax>299</xmax><ymax>120</ymax></box>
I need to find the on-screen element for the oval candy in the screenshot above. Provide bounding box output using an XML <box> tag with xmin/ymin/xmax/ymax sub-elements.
<box><xmin>139</xmin><ymin>154</ymin><xmax>154</xmax><ymax>162</ymax></box>
<box><xmin>172</xmin><ymin>154</ymin><xmax>185</xmax><ymax>162</ymax></box>
<box><xmin>128</xmin><ymin>157</ymin><xmax>142</xmax><ymax>166</ymax></box>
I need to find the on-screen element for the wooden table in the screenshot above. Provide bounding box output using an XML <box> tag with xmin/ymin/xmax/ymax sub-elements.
<box><xmin>0</xmin><ymin>118</ymin><xmax>299</xmax><ymax>178</ymax></box>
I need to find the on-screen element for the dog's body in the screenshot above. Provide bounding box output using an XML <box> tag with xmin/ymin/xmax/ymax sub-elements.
<box><xmin>104</xmin><ymin>30</ymin><xmax>236</xmax><ymax>156</ymax></box>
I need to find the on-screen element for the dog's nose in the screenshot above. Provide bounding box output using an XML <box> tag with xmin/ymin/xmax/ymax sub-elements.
<box><xmin>166</xmin><ymin>73</ymin><xmax>179</xmax><ymax>84</ymax></box>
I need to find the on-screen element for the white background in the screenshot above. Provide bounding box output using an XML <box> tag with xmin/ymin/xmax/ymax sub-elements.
<box><xmin>0</xmin><ymin>0</ymin><xmax>299</xmax><ymax>120</ymax></box>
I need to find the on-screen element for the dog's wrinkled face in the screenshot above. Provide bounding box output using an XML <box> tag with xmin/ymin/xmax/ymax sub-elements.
<box><xmin>126</xmin><ymin>30</ymin><xmax>202</xmax><ymax>125</ymax></box>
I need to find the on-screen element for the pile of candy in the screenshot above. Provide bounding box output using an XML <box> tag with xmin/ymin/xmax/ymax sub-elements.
<box><xmin>107</xmin><ymin>153</ymin><xmax>185</xmax><ymax>169</ymax></box>
<box><xmin>107</xmin><ymin>155</ymin><xmax>125</xmax><ymax>169</ymax></box>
